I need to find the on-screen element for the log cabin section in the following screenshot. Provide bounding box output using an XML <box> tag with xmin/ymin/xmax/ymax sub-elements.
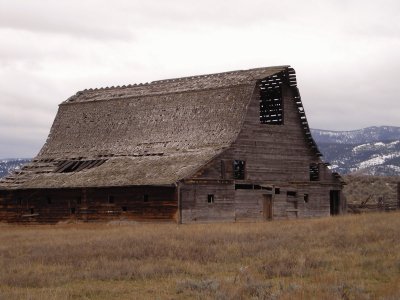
<box><xmin>181</xmin><ymin>68</ymin><xmax>345</xmax><ymax>222</ymax></box>
<box><xmin>0</xmin><ymin>66</ymin><xmax>345</xmax><ymax>223</ymax></box>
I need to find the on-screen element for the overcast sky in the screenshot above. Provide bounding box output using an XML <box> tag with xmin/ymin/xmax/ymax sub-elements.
<box><xmin>0</xmin><ymin>0</ymin><xmax>399</xmax><ymax>158</ymax></box>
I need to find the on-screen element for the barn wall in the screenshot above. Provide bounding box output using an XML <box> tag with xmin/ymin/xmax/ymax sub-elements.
<box><xmin>180</xmin><ymin>182</ymin><xmax>343</xmax><ymax>222</ymax></box>
<box><xmin>183</xmin><ymin>75</ymin><xmax>343</xmax><ymax>222</ymax></box>
<box><xmin>0</xmin><ymin>186</ymin><xmax>177</xmax><ymax>224</ymax></box>
<box><xmin>180</xmin><ymin>182</ymin><xmax>235</xmax><ymax>223</ymax></box>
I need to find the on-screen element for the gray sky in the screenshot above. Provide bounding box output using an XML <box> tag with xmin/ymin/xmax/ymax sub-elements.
<box><xmin>0</xmin><ymin>0</ymin><xmax>399</xmax><ymax>158</ymax></box>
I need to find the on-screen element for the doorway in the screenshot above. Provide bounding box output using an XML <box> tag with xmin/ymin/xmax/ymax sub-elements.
<box><xmin>330</xmin><ymin>190</ymin><xmax>340</xmax><ymax>215</ymax></box>
<box><xmin>263</xmin><ymin>194</ymin><xmax>273</xmax><ymax>220</ymax></box>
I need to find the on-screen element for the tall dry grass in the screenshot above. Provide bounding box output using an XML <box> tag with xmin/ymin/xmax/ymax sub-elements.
<box><xmin>1</xmin><ymin>212</ymin><xmax>400</xmax><ymax>299</ymax></box>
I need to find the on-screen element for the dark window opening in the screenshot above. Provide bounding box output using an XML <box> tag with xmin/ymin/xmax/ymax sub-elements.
<box><xmin>76</xmin><ymin>197</ymin><xmax>82</xmax><ymax>204</ymax></box>
<box><xmin>122</xmin><ymin>206</ymin><xmax>127</xmax><ymax>212</ymax></box>
<box><xmin>143</xmin><ymin>194</ymin><xmax>149</xmax><ymax>202</ymax></box>
<box><xmin>330</xmin><ymin>190</ymin><xmax>340</xmax><ymax>215</ymax></box>
<box><xmin>233</xmin><ymin>160</ymin><xmax>245</xmax><ymax>180</ymax></box>
<box><xmin>235</xmin><ymin>184</ymin><xmax>253</xmax><ymax>190</ymax></box>
<box><xmin>30</xmin><ymin>208</ymin><xmax>34</xmax><ymax>214</ymax></box>
<box><xmin>310</xmin><ymin>163</ymin><xmax>319</xmax><ymax>181</ymax></box>
<box><xmin>275</xmin><ymin>188</ymin><xmax>280</xmax><ymax>194</ymax></box>
<box><xmin>304</xmin><ymin>194</ymin><xmax>309</xmax><ymax>203</ymax></box>
<box><xmin>235</xmin><ymin>184</ymin><xmax>271</xmax><ymax>190</ymax></box>
<box><xmin>47</xmin><ymin>197</ymin><xmax>52</xmax><ymax>204</ymax></box>
<box><xmin>259</xmin><ymin>78</ymin><xmax>283</xmax><ymax>125</ymax></box>
<box><xmin>207</xmin><ymin>194</ymin><xmax>214</xmax><ymax>203</ymax></box>
<box><xmin>287</xmin><ymin>191</ymin><xmax>297</xmax><ymax>197</ymax></box>
<box><xmin>70</xmin><ymin>207</ymin><xmax>76</xmax><ymax>214</ymax></box>
<box><xmin>108</xmin><ymin>195</ymin><xmax>114</xmax><ymax>204</ymax></box>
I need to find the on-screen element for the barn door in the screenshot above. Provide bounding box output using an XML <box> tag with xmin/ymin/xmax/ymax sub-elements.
<box><xmin>263</xmin><ymin>194</ymin><xmax>273</xmax><ymax>220</ymax></box>
<box><xmin>330</xmin><ymin>190</ymin><xmax>340</xmax><ymax>215</ymax></box>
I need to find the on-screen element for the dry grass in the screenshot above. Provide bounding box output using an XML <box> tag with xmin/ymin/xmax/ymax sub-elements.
<box><xmin>1</xmin><ymin>213</ymin><xmax>400</xmax><ymax>299</ymax></box>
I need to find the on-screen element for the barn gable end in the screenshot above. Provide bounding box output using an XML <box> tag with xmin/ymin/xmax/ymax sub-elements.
<box><xmin>179</xmin><ymin>68</ymin><xmax>344</xmax><ymax>222</ymax></box>
<box><xmin>0</xmin><ymin>66</ymin><xmax>345</xmax><ymax>223</ymax></box>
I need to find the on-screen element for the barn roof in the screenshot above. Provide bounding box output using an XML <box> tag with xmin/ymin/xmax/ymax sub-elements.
<box><xmin>1</xmin><ymin>66</ymin><xmax>290</xmax><ymax>189</ymax></box>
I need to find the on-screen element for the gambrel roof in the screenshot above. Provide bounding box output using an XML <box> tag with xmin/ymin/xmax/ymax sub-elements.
<box><xmin>0</xmin><ymin>65</ymin><xmax>320</xmax><ymax>189</ymax></box>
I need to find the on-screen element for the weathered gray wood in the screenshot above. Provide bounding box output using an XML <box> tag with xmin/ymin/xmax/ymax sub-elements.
<box><xmin>183</xmin><ymin>70</ymin><xmax>343</xmax><ymax>222</ymax></box>
<box><xmin>0</xmin><ymin>66</ymin><xmax>344</xmax><ymax>224</ymax></box>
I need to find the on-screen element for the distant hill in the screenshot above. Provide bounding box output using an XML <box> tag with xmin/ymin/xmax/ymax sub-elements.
<box><xmin>311</xmin><ymin>126</ymin><xmax>400</xmax><ymax>144</ymax></box>
<box><xmin>0</xmin><ymin>159</ymin><xmax>31</xmax><ymax>178</ymax></box>
<box><xmin>312</xmin><ymin>126</ymin><xmax>400</xmax><ymax>175</ymax></box>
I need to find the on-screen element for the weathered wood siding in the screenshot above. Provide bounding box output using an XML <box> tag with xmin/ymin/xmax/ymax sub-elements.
<box><xmin>182</xmin><ymin>77</ymin><xmax>343</xmax><ymax>222</ymax></box>
<box><xmin>0</xmin><ymin>186</ymin><xmax>177</xmax><ymax>224</ymax></box>
<box><xmin>180</xmin><ymin>183</ymin><xmax>235</xmax><ymax>223</ymax></box>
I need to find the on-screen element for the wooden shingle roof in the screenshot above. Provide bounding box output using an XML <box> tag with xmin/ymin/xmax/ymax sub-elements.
<box><xmin>0</xmin><ymin>66</ymin><xmax>289</xmax><ymax>189</ymax></box>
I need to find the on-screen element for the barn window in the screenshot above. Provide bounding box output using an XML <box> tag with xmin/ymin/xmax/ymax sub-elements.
<box><xmin>287</xmin><ymin>191</ymin><xmax>297</xmax><ymax>197</ymax></box>
<box><xmin>234</xmin><ymin>184</ymin><xmax>272</xmax><ymax>190</ymax></box>
<box><xmin>122</xmin><ymin>206</ymin><xmax>127</xmax><ymax>212</ymax></box>
<box><xmin>207</xmin><ymin>194</ymin><xmax>214</xmax><ymax>203</ymax></box>
<box><xmin>275</xmin><ymin>188</ymin><xmax>280</xmax><ymax>194</ymax></box>
<box><xmin>30</xmin><ymin>208</ymin><xmax>35</xmax><ymax>214</ymax></box>
<box><xmin>70</xmin><ymin>207</ymin><xmax>76</xmax><ymax>214</ymax></box>
<box><xmin>108</xmin><ymin>195</ymin><xmax>114</xmax><ymax>204</ymax></box>
<box><xmin>304</xmin><ymin>194</ymin><xmax>309</xmax><ymax>203</ymax></box>
<box><xmin>233</xmin><ymin>160</ymin><xmax>245</xmax><ymax>179</ymax></box>
<box><xmin>143</xmin><ymin>194</ymin><xmax>149</xmax><ymax>202</ymax></box>
<box><xmin>259</xmin><ymin>77</ymin><xmax>283</xmax><ymax>125</ymax></box>
<box><xmin>309</xmin><ymin>163</ymin><xmax>319</xmax><ymax>181</ymax></box>
<box><xmin>235</xmin><ymin>184</ymin><xmax>253</xmax><ymax>190</ymax></box>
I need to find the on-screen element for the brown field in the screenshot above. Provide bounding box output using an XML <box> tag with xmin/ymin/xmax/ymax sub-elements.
<box><xmin>1</xmin><ymin>213</ymin><xmax>400</xmax><ymax>299</ymax></box>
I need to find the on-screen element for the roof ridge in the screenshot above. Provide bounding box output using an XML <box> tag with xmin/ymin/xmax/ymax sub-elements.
<box><xmin>65</xmin><ymin>65</ymin><xmax>289</xmax><ymax>103</ymax></box>
<box><xmin>72</xmin><ymin>65</ymin><xmax>289</xmax><ymax>94</ymax></box>
<box><xmin>152</xmin><ymin>65</ymin><xmax>289</xmax><ymax>84</ymax></box>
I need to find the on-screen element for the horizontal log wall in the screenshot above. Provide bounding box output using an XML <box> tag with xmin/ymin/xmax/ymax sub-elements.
<box><xmin>180</xmin><ymin>183</ymin><xmax>235</xmax><ymax>223</ymax></box>
<box><xmin>180</xmin><ymin>182</ymin><xmax>343</xmax><ymax>222</ymax></box>
<box><xmin>0</xmin><ymin>186</ymin><xmax>177</xmax><ymax>224</ymax></box>
<box><xmin>184</xmin><ymin>77</ymin><xmax>343</xmax><ymax>222</ymax></box>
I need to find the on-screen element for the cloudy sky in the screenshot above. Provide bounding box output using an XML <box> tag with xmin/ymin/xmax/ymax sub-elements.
<box><xmin>0</xmin><ymin>0</ymin><xmax>399</xmax><ymax>158</ymax></box>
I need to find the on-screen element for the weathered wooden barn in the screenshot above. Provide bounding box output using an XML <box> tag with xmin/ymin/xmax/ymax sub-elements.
<box><xmin>0</xmin><ymin>66</ymin><xmax>345</xmax><ymax>223</ymax></box>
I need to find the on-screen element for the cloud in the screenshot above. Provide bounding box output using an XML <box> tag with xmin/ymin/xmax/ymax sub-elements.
<box><xmin>0</xmin><ymin>0</ymin><xmax>137</xmax><ymax>40</ymax></box>
<box><xmin>0</xmin><ymin>0</ymin><xmax>399</xmax><ymax>157</ymax></box>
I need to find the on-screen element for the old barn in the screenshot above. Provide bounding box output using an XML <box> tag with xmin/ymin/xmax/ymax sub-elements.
<box><xmin>0</xmin><ymin>66</ymin><xmax>345</xmax><ymax>223</ymax></box>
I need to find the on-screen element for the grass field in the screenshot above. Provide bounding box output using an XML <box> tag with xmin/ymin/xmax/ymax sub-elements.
<box><xmin>1</xmin><ymin>212</ymin><xmax>400</xmax><ymax>299</ymax></box>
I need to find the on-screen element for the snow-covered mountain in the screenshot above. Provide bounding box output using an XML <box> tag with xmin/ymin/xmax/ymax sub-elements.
<box><xmin>311</xmin><ymin>126</ymin><xmax>400</xmax><ymax>144</ymax></box>
<box><xmin>312</xmin><ymin>126</ymin><xmax>400</xmax><ymax>175</ymax></box>
<box><xmin>0</xmin><ymin>159</ymin><xmax>31</xmax><ymax>179</ymax></box>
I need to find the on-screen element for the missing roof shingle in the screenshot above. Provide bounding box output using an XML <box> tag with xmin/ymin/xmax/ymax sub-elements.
<box><xmin>55</xmin><ymin>159</ymin><xmax>107</xmax><ymax>173</ymax></box>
